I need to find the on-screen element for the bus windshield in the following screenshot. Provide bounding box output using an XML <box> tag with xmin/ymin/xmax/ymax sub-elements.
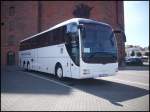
<box><xmin>80</xmin><ymin>22</ymin><xmax>117</xmax><ymax>64</ymax></box>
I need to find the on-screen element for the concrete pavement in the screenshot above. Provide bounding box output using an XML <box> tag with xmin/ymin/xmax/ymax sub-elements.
<box><xmin>1</xmin><ymin>66</ymin><xmax>149</xmax><ymax>111</ymax></box>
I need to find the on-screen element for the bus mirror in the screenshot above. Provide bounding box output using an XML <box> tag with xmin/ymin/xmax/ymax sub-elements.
<box><xmin>78</xmin><ymin>24</ymin><xmax>84</xmax><ymax>29</ymax></box>
<box><xmin>67</xmin><ymin>23</ymin><xmax>78</xmax><ymax>33</ymax></box>
<box><xmin>78</xmin><ymin>24</ymin><xmax>86</xmax><ymax>38</ymax></box>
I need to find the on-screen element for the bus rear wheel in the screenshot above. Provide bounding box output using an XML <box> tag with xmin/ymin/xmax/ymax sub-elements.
<box><xmin>55</xmin><ymin>65</ymin><xmax>63</xmax><ymax>79</ymax></box>
<box><xmin>26</xmin><ymin>62</ymin><xmax>30</xmax><ymax>71</ymax></box>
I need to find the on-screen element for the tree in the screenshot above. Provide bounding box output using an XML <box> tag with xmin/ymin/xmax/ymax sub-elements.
<box><xmin>136</xmin><ymin>52</ymin><xmax>142</xmax><ymax>57</ymax></box>
<box><xmin>73</xmin><ymin>3</ymin><xmax>93</xmax><ymax>18</ymax></box>
<box><xmin>130</xmin><ymin>51</ymin><xmax>135</xmax><ymax>56</ymax></box>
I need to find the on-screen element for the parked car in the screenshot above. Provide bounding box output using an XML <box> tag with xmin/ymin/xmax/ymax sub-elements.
<box><xmin>141</xmin><ymin>56</ymin><xmax>149</xmax><ymax>62</ymax></box>
<box><xmin>125</xmin><ymin>57</ymin><xmax>143</xmax><ymax>66</ymax></box>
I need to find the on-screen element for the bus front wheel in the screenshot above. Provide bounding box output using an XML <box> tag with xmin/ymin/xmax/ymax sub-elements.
<box><xmin>55</xmin><ymin>65</ymin><xmax>63</xmax><ymax>79</ymax></box>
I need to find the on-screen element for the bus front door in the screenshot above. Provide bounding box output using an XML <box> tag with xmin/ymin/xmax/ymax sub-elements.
<box><xmin>70</xmin><ymin>45</ymin><xmax>80</xmax><ymax>78</ymax></box>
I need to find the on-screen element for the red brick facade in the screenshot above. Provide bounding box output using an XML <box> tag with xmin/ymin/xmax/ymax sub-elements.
<box><xmin>1</xmin><ymin>1</ymin><xmax>125</xmax><ymax>66</ymax></box>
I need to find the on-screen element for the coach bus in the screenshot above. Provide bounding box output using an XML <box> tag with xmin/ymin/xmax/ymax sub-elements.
<box><xmin>19</xmin><ymin>18</ymin><xmax>118</xmax><ymax>79</ymax></box>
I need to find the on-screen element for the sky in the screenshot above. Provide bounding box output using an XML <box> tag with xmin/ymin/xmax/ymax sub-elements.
<box><xmin>124</xmin><ymin>1</ymin><xmax>149</xmax><ymax>48</ymax></box>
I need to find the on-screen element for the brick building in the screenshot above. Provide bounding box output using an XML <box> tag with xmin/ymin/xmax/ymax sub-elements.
<box><xmin>1</xmin><ymin>1</ymin><xmax>126</xmax><ymax>66</ymax></box>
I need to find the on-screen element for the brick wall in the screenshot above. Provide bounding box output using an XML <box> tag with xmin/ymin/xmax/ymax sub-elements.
<box><xmin>1</xmin><ymin>1</ymin><xmax>125</xmax><ymax>66</ymax></box>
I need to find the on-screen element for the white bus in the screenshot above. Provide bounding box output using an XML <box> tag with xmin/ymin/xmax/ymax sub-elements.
<box><xmin>19</xmin><ymin>18</ymin><xmax>118</xmax><ymax>79</ymax></box>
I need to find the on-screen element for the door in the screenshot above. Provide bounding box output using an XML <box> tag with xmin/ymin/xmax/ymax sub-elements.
<box><xmin>7</xmin><ymin>51</ymin><xmax>15</xmax><ymax>65</ymax></box>
<box><xmin>68</xmin><ymin>23</ymin><xmax>80</xmax><ymax>78</ymax></box>
<box><xmin>70</xmin><ymin>44</ymin><xmax>80</xmax><ymax>78</ymax></box>
<box><xmin>65</xmin><ymin>23</ymin><xmax>80</xmax><ymax>78</ymax></box>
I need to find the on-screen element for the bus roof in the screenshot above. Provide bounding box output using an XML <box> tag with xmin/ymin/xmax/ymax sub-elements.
<box><xmin>20</xmin><ymin>18</ymin><xmax>111</xmax><ymax>43</ymax></box>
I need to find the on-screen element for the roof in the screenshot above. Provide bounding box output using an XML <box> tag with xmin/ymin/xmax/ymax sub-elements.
<box><xmin>20</xmin><ymin>18</ymin><xmax>111</xmax><ymax>43</ymax></box>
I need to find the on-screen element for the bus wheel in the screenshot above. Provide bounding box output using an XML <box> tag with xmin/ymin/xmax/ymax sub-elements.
<box><xmin>23</xmin><ymin>61</ymin><xmax>25</xmax><ymax>68</ymax></box>
<box><xmin>56</xmin><ymin>65</ymin><xmax>63</xmax><ymax>79</ymax></box>
<box><xmin>27</xmin><ymin>62</ymin><xmax>30</xmax><ymax>71</ymax></box>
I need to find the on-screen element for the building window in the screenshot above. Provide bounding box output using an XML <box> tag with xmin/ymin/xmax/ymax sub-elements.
<box><xmin>7</xmin><ymin>35</ymin><xmax>15</xmax><ymax>46</ymax></box>
<box><xmin>1</xmin><ymin>22</ymin><xmax>4</xmax><ymax>26</ymax></box>
<box><xmin>9</xmin><ymin>6</ymin><xmax>15</xmax><ymax>16</ymax></box>
<box><xmin>7</xmin><ymin>51</ymin><xmax>15</xmax><ymax>65</ymax></box>
<box><xmin>9</xmin><ymin>21</ymin><xmax>14</xmax><ymax>31</ymax></box>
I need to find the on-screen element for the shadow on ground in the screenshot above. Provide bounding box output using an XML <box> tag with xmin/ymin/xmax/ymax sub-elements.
<box><xmin>119</xmin><ymin>65</ymin><xmax>149</xmax><ymax>71</ymax></box>
<box><xmin>1</xmin><ymin>67</ymin><xmax>71</xmax><ymax>95</ymax></box>
<box><xmin>61</xmin><ymin>78</ymin><xmax>149</xmax><ymax>106</ymax></box>
<box><xmin>1</xmin><ymin>66</ymin><xmax>149</xmax><ymax>107</ymax></box>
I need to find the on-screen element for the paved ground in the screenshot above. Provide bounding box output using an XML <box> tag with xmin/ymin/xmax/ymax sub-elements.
<box><xmin>1</xmin><ymin>65</ymin><xmax>149</xmax><ymax>111</ymax></box>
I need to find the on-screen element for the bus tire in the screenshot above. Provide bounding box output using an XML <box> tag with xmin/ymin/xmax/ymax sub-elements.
<box><xmin>23</xmin><ymin>61</ymin><xmax>25</xmax><ymax>68</ymax></box>
<box><xmin>27</xmin><ymin>62</ymin><xmax>30</xmax><ymax>71</ymax></box>
<box><xmin>55</xmin><ymin>64</ymin><xmax>63</xmax><ymax>79</ymax></box>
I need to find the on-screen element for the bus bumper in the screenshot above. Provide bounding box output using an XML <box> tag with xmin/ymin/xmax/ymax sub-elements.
<box><xmin>79</xmin><ymin>63</ymin><xmax>118</xmax><ymax>79</ymax></box>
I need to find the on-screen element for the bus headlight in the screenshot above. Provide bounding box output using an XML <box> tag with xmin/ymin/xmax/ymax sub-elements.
<box><xmin>83</xmin><ymin>69</ymin><xmax>90</xmax><ymax>75</ymax></box>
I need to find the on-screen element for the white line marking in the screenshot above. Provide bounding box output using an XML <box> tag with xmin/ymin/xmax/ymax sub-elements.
<box><xmin>24</xmin><ymin>72</ymin><xmax>109</xmax><ymax>101</ymax></box>
<box><xmin>25</xmin><ymin>72</ymin><xmax>76</xmax><ymax>90</ymax></box>
<box><xmin>24</xmin><ymin>71</ymin><xmax>149</xmax><ymax>92</ymax></box>
<box><xmin>101</xmin><ymin>78</ymin><xmax>149</xmax><ymax>87</ymax></box>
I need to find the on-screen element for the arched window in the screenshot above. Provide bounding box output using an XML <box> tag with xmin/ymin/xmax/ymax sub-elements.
<box><xmin>7</xmin><ymin>51</ymin><xmax>15</xmax><ymax>65</ymax></box>
<box><xmin>9</xmin><ymin>6</ymin><xmax>15</xmax><ymax>16</ymax></box>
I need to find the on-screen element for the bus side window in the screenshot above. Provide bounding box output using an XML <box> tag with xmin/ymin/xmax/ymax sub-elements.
<box><xmin>48</xmin><ymin>31</ymin><xmax>53</xmax><ymax>45</ymax></box>
<box><xmin>57</xmin><ymin>28</ymin><xmax>61</xmax><ymax>44</ymax></box>
<box><xmin>62</xmin><ymin>26</ymin><xmax>66</xmax><ymax>42</ymax></box>
<box><xmin>33</xmin><ymin>38</ymin><xmax>37</xmax><ymax>49</ymax></box>
<box><xmin>59</xmin><ymin>27</ymin><xmax>65</xmax><ymax>43</ymax></box>
<box><xmin>53</xmin><ymin>29</ymin><xmax>57</xmax><ymax>44</ymax></box>
<box><xmin>44</xmin><ymin>33</ymin><xmax>49</xmax><ymax>46</ymax></box>
<box><xmin>36</xmin><ymin>36</ymin><xmax>41</xmax><ymax>48</ymax></box>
